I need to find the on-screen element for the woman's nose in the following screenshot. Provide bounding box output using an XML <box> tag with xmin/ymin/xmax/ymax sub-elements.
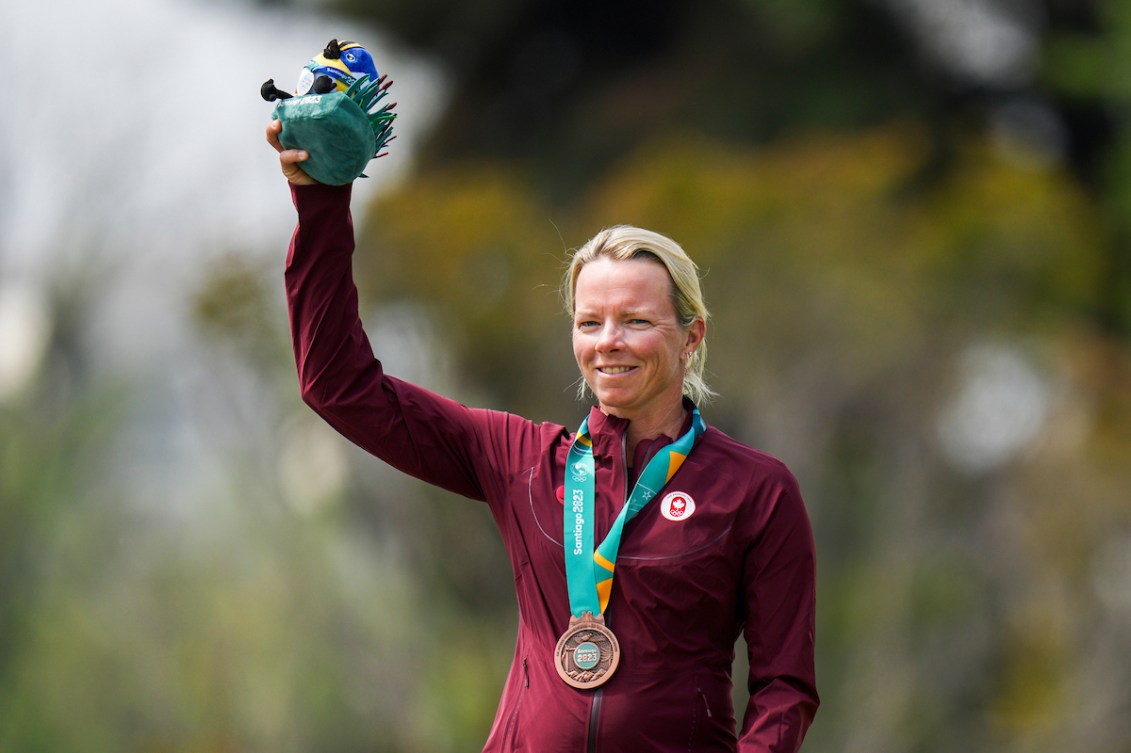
<box><xmin>595</xmin><ymin>323</ymin><xmax>623</xmax><ymax>351</ymax></box>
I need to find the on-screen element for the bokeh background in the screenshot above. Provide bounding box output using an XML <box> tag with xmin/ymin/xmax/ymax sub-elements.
<box><xmin>3</xmin><ymin>0</ymin><xmax>1131</xmax><ymax>751</ymax></box>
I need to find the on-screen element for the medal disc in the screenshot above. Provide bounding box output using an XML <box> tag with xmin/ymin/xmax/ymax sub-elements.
<box><xmin>554</xmin><ymin>612</ymin><xmax>620</xmax><ymax>689</ymax></box>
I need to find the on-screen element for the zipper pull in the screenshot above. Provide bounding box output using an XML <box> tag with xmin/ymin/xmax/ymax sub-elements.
<box><xmin>698</xmin><ymin>688</ymin><xmax>713</xmax><ymax>718</ymax></box>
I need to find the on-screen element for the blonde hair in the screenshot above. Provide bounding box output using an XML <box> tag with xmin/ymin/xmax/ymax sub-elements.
<box><xmin>563</xmin><ymin>225</ymin><xmax>714</xmax><ymax>405</ymax></box>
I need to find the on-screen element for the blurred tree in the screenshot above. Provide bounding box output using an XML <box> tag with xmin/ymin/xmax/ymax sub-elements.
<box><xmin>273</xmin><ymin>0</ymin><xmax>1128</xmax><ymax>337</ymax></box>
<box><xmin>1042</xmin><ymin>0</ymin><xmax>1131</xmax><ymax>334</ymax></box>
<box><xmin>334</xmin><ymin>0</ymin><xmax>933</xmax><ymax>194</ymax></box>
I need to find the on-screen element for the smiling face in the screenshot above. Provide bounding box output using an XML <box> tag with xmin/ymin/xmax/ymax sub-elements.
<box><xmin>572</xmin><ymin>256</ymin><xmax>705</xmax><ymax>428</ymax></box>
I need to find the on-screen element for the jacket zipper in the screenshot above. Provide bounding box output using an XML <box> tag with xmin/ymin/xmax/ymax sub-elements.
<box><xmin>585</xmin><ymin>433</ymin><xmax>630</xmax><ymax>753</ymax></box>
<box><xmin>586</xmin><ymin>688</ymin><xmax>603</xmax><ymax>753</ymax></box>
<box><xmin>686</xmin><ymin>687</ymin><xmax>712</xmax><ymax>749</ymax></box>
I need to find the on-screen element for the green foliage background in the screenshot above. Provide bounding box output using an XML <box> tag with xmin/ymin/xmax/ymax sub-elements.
<box><xmin>3</xmin><ymin>1</ymin><xmax>1131</xmax><ymax>752</ymax></box>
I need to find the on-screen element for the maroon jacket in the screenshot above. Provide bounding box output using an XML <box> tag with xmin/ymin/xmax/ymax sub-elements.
<box><xmin>285</xmin><ymin>183</ymin><xmax>819</xmax><ymax>752</ymax></box>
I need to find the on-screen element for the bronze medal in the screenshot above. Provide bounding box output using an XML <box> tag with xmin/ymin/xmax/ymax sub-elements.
<box><xmin>554</xmin><ymin>611</ymin><xmax>621</xmax><ymax>689</ymax></box>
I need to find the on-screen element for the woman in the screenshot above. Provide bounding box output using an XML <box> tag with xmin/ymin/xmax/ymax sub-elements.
<box><xmin>267</xmin><ymin>120</ymin><xmax>818</xmax><ymax>752</ymax></box>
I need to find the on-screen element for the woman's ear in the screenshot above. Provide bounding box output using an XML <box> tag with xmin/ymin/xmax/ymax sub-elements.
<box><xmin>684</xmin><ymin>317</ymin><xmax>706</xmax><ymax>354</ymax></box>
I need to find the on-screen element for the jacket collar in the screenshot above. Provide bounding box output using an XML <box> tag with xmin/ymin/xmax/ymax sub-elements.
<box><xmin>585</xmin><ymin>404</ymin><xmax>629</xmax><ymax>440</ymax></box>
<box><xmin>583</xmin><ymin>397</ymin><xmax>700</xmax><ymax>448</ymax></box>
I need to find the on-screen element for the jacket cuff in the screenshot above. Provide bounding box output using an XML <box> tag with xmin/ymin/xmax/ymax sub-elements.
<box><xmin>290</xmin><ymin>181</ymin><xmax>353</xmax><ymax>210</ymax></box>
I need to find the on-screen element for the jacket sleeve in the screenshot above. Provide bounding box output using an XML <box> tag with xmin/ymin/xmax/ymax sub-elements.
<box><xmin>738</xmin><ymin>470</ymin><xmax>820</xmax><ymax>752</ymax></box>
<box><xmin>284</xmin><ymin>182</ymin><xmax>514</xmax><ymax>501</ymax></box>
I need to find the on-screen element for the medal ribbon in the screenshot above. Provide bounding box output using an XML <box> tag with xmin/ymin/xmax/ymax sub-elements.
<box><xmin>564</xmin><ymin>408</ymin><xmax>706</xmax><ymax>618</ymax></box>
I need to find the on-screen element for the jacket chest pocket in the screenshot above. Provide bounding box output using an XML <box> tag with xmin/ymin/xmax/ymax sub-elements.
<box><xmin>617</xmin><ymin>496</ymin><xmax>735</xmax><ymax>560</ymax></box>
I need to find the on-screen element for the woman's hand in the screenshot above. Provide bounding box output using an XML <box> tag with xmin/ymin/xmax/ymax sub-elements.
<box><xmin>266</xmin><ymin>119</ymin><xmax>319</xmax><ymax>186</ymax></box>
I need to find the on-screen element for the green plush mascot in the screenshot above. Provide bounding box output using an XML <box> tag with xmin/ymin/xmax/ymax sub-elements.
<box><xmin>261</xmin><ymin>39</ymin><xmax>396</xmax><ymax>185</ymax></box>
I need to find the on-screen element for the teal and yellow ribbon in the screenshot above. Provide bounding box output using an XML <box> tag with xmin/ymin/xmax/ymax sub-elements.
<box><xmin>564</xmin><ymin>408</ymin><xmax>706</xmax><ymax>618</ymax></box>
